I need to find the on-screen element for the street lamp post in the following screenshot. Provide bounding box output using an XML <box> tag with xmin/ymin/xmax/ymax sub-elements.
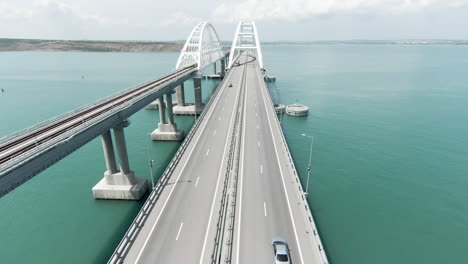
<box><xmin>146</xmin><ymin>133</ymin><xmax>155</xmax><ymax>188</ymax></box>
<box><xmin>277</xmin><ymin>86</ymin><xmax>283</xmax><ymax>124</ymax></box>
<box><xmin>301</xmin><ymin>133</ymin><xmax>314</xmax><ymax>197</ymax></box>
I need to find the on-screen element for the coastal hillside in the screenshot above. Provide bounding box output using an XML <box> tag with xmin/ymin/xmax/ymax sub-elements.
<box><xmin>0</xmin><ymin>39</ymin><xmax>183</xmax><ymax>52</ymax></box>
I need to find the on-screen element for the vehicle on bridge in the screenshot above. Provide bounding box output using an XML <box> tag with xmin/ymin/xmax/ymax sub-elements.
<box><xmin>273</xmin><ymin>237</ymin><xmax>292</xmax><ymax>264</ymax></box>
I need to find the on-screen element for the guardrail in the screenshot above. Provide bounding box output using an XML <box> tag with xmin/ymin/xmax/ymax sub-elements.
<box><xmin>210</xmin><ymin>62</ymin><xmax>245</xmax><ymax>264</ymax></box>
<box><xmin>0</xmin><ymin>66</ymin><xmax>196</xmax><ymax>146</ymax></box>
<box><xmin>108</xmin><ymin>67</ymin><xmax>226</xmax><ymax>264</ymax></box>
<box><xmin>222</xmin><ymin>77</ymin><xmax>244</xmax><ymax>264</ymax></box>
<box><xmin>0</xmin><ymin>66</ymin><xmax>196</xmax><ymax>174</ymax></box>
<box><xmin>263</xmin><ymin>76</ymin><xmax>329</xmax><ymax>264</ymax></box>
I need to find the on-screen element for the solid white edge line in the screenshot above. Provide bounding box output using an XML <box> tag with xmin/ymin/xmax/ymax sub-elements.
<box><xmin>175</xmin><ymin>222</ymin><xmax>184</xmax><ymax>241</ymax></box>
<box><xmin>134</xmin><ymin>64</ymin><xmax>233</xmax><ymax>264</ymax></box>
<box><xmin>199</xmin><ymin>65</ymin><xmax>244</xmax><ymax>264</ymax></box>
<box><xmin>264</xmin><ymin>202</ymin><xmax>267</xmax><ymax>217</ymax></box>
<box><xmin>256</xmin><ymin>65</ymin><xmax>305</xmax><ymax>264</ymax></box>
<box><xmin>235</xmin><ymin>61</ymin><xmax>249</xmax><ymax>264</ymax></box>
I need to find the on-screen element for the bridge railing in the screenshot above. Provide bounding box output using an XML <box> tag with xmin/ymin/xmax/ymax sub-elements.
<box><xmin>263</xmin><ymin>78</ymin><xmax>329</xmax><ymax>264</ymax></box>
<box><xmin>108</xmin><ymin>66</ymin><xmax>226</xmax><ymax>264</ymax></box>
<box><xmin>209</xmin><ymin>58</ymin><xmax>242</xmax><ymax>263</ymax></box>
<box><xmin>0</xmin><ymin>66</ymin><xmax>196</xmax><ymax>174</ymax></box>
<box><xmin>0</xmin><ymin>68</ymin><xmax>192</xmax><ymax>146</ymax></box>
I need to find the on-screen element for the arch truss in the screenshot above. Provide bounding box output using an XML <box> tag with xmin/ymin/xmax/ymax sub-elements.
<box><xmin>228</xmin><ymin>21</ymin><xmax>264</xmax><ymax>69</ymax></box>
<box><xmin>175</xmin><ymin>21</ymin><xmax>225</xmax><ymax>71</ymax></box>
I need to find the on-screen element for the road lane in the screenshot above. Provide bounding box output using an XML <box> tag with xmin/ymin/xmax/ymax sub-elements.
<box><xmin>124</xmin><ymin>57</ymin><xmax>246</xmax><ymax>264</ymax></box>
<box><xmin>234</xmin><ymin>58</ymin><xmax>301</xmax><ymax>264</ymax></box>
<box><xmin>119</xmin><ymin>53</ymin><xmax>327</xmax><ymax>264</ymax></box>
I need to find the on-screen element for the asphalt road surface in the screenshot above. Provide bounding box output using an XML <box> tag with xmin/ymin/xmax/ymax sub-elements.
<box><xmin>231</xmin><ymin>56</ymin><xmax>325</xmax><ymax>264</ymax></box>
<box><xmin>124</xmin><ymin>55</ymin><xmax>248</xmax><ymax>264</ymax></box>
<box><xmin>122</xmin><ymin>53</ymin><xmax>326</xmax><ymax>264</ymax></box>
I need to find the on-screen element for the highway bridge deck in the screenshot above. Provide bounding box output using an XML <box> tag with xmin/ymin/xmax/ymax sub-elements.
<box><xmin>112</xmin><ymin>53</ymin><xmax>327</xmax><ymax>264</ymax></box>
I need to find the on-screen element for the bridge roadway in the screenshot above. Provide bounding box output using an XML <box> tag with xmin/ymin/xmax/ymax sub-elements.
<box><xmin>117</xmin><ymin>53</ymin><xmax>327</xmax><ymax>264</ymax></box>
<box><xmin>231</xmin><ymin>55</ymin><xmax>325</xmax><ymax>263</ymax></box>
<box><xmin>121</xmin><ymin>55</ymin><xmax>248</xmax><ymax>264</ymax></box>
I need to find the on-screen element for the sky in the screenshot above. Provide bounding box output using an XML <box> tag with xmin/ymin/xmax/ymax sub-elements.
<box><xmin>1</xmin><ymin>0</ymin><xmax>468</xmax><ymax>41</ymax></box>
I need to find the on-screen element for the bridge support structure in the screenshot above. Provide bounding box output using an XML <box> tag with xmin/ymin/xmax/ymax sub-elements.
<box><xmin>176</xmin><ymin>83</ymin><xmax>186</xmax><ymax>107</ymax></box>
<box><xmin>228</xmin><ymin>21</ymin><xmax>264</xmax><ymax>70</ymax></box>
<box><xmin>172</xmin><ymin>21</ymin><xmax>227</xmax><ymax>116</ymax></box>
<box><xmin>92</xmin><ymin>121</ymin><xmax>148</xmax><ymax>200</ymax></box>
<box><xmin>220</xmin><ymin>58</ymin><xmax>226</xmax><ymax>78</ymax></box>
<box><xmin>173</xmin><ymin>77</ymin><xmax>204</xmax><ymax>116</ymax></box>
<box><xmin>151</xmin><ymin>92</ymin><xmax>184</xmax><ymax>141</ymax></box>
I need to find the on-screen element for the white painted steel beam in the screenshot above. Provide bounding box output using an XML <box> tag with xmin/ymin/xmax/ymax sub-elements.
<box><xmin>228</xmin><ymin>21</ymin><xmax>264</xmax><ymax>69</ymax></box>
<box><xmin>175</xmin><ymin>22</ymin><xmax>225</xmax><ymax>71</ymax></box>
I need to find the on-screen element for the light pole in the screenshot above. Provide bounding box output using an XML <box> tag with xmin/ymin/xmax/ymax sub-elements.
<box><xmin>276</xmin><ymin>86</ymin><xmax>283</xmax><ymax>124</ymax></box>
<box><xmin>146</xmin><ymin>133</ymin><xmax>155</xmax><ymax>188</ymax></box>
<box><xmin>301</xmin><ymin>133</ymin><xmax>314</xmax><ymax>197</ymax></box>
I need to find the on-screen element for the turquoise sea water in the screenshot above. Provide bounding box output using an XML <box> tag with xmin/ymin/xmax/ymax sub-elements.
<box><xmin>0</xmin><ymin>45</ymin><xmax>467</xmax><ymax>263</ymax></box>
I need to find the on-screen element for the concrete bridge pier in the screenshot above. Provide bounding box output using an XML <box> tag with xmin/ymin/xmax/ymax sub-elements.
<box><xmin>212</xmin><ymin>62</ymin><xmax>217</xmax><ymax>75</ymax></box>
<box><xmin>173</xmin><ymin>78</ymin><xmax>204</xmax><ymax>115</ymax></box>
<box><xmin>193</xmin><ymin>77</ymin><xmax>203</xmax><ymax>114</ymax></box>
<box><xmin>92</xmin><ymin>121</ymin><xmax>148</xmax><ymax>200</ymax></box>
<box><xmin>220</xmin><ymin>59</ymin><xmax>226</xmax><ymax>78</ymax></box>
<box><xmin>176</xmin><ymin>83</ymin><xmax>186</xmax><ymax>107</ymax></box>
<box><xmin>151</xmin><ymin>93</ymin><xmax>184</xmax><ymax>141</ymax></box>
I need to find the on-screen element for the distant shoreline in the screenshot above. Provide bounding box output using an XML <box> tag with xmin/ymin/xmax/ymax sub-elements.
<box><xmin>263</xmin><ymin>40</ymin><xmax>468</xmax><ymax>45</ymax></box>
<box><xmin>1</xmin><ymin>38</ymin><xmax>468</xmax><ymax>52</ymax></box>
<box><xmin>0</xmin><ymin>39</ymin><xmax>184</xmax><ymax>52</ymax></box>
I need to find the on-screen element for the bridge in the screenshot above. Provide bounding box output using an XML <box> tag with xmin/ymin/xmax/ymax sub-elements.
<box><xmin>0</xmin><ymin>21</ymin><xmax>328</xmax><ymax>264</ymax></box>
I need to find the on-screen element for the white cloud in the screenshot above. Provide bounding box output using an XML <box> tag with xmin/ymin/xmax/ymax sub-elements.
<box><xmin>160</xmin><ymin>11</ymin><xmax>202</xmax><ymax>27</ymax></box>
<box><xmin>211</xmin><ymin>0</ymin><xmax>468</xmax><ymax>22</ymax></box>
<box><xmin>0</xmin><ymin>0</ymin><xmax>145</xmax><ymax>39</ymax></box>
<box><xmin>0</xmin><ymin>0</ymin><xmax>131</xmax><ymax>27</ymax></box>
<box><xmin>1</xmin><ymin>0</ymin><xmax>468</xmax><ymax>40</ymax></box>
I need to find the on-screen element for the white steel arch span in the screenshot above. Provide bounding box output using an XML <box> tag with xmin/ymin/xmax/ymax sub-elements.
<box><xmin>175</xmin><ymin>21</ymin><xmax>225</xmax><ymax>71</ymax></box>
<box><xmin>228</xmin><ymin>21</ymin><xmax>264</xmax><ymax>70</ymax></box>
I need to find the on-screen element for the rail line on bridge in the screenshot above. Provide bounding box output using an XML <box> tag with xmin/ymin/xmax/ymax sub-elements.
<box><xmin>0</xmin><ymin>64</ymin><xmax>198</xmax><ymax>197</ymax></box>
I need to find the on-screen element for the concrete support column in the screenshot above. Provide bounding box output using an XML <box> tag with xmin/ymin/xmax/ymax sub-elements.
<box><xmin>176</xmin><ymin>83</ymin><xmax>185</xmax><ymax>106</ymax></box>
<box><xmin>92</xmin><ymin>121</ymin><xmax>148</xmax><ymax>200</ymax></box>
<box><xmin>158</xmin><ymin>96</ymin><xmax>167</xmax><ymax>124</ymax></box>
<box><xmin>194</xmin><ymin>77</ymin><xmax>203</xmax><ymax>112</ymax></box>
<box><xmin>151</xmin><ymin>92</ymin><xmax>184</xmax><ymax>141</ymax></box>
<box><xmin>213</xmin><ymin>62</ymin><xmax>217</xmax><ymax>75</ymax></box>
<box><xmin>114</xmin><ymin>124</ymin><xmax>132</xmax><ymax>176</ymax></box>
<box><xmin>220</xmin><ymin>59</ymin><xmax>226</xmax><ymax>78</ymax></box>
<box><xmin>166</xmin><ymin>93</ymin><xmax>175</xmax><ymax>124</ymax></box>
<box><xmin>101</xmin><ymin>130</ymin><xmax>118</xmax><ymax>174</ymax></box>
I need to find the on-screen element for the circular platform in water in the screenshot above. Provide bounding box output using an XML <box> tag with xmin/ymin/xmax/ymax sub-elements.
<box><xmin>274</xmin><ymin>104</ymin><xmax>285</xmax><ymax>114</ymax></box>
<box><xmin>285</xmin><ymin>104</ymin><xmax>309</xmax><ymax>116</ymax></box>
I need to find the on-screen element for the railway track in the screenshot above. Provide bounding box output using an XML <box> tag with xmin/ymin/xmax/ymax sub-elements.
<box><xmin>0</xmin><ymin>64</ymin><xmax>197</xmax><ymax>166</ymax></box>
